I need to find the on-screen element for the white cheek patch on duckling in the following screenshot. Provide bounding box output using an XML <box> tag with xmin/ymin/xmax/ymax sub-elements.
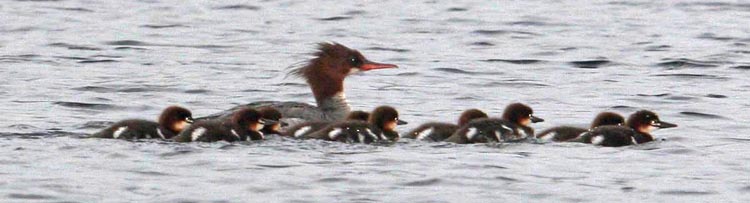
<box><xmin>466</xmin><ymin>127</ymin><xmax>479</xmax><ymax>140</ymax></box>
<box><xmin>591</xmin><ymin>135</ymin><xmax>605</xmax><ymax>145</ymax></box>
<box><xmin>156</xmin><ymin>128</ymin><xmax>165</xmax><ymax>139</ymax></box>
<box><xmin>113</xmin><ymin>127</ymin><xmax>128</xmax><ymax>139</ymax></box>
<box><xmin>191</xmin><ymin>127</ymin><xmax>207</xmax><ymax>141</ymax></box>
<box><xmin>416</xmin><ymin>127</ymin><xmax>434</xmax><ymax>140</ymax></box>
<box><xmin>328</xmin><ymin>128</ymin><xmax>343</xmax><ymax>140</ymax></box>
<box><xmin>294</xmin><ymin>126</ymin><xmax>312</xmax><ymax>138</ymax></box>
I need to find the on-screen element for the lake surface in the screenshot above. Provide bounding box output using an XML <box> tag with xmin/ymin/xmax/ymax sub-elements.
<box><xmin>2</xmin><ymin>0</ymin><xmax>750</xmax><ymax>202</ymax></box>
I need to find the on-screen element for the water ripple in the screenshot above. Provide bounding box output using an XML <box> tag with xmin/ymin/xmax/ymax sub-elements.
<box><xmin>656</xmin><ymin>58</ymin><xmax>721</xmax><ymax>68</ymax></box>
<box><xmin>79</xmin><ymin>59</ymin><xmax>118</xmax><ymax>64</ymax></box>
<box><xmin>366</xmin><ymin>47</ymin><xmax>410</xmax><ymax>53</ymax></box>
<box><xmin>53</xmin><ymin>101</ymin><xmax>120</xmax><ymax>110</ymax></box>
<box><xmin>140</xmin><ymin>24</ymin><xmax>187</xmax><ymax>29</ymax></box>
<box><xmin>679</xmin><ymin>111</ymin><xmax>728</xmax><ymax>119</ymax></box>
<box><xmin>213</xmin><ymin>5</ymin><xmax>260</xmax><ymax>10</ymax></box>
<box><xmin>568</xmin><ymin>59</ymin><xmax>611</xmax><ymax>69</ymax></box>
<box><xmin>48</xmin><ymin>43</ymin><xmax>101</xmax><ymax>51</ymax></box>
<box><xmin>482</xmin><ymin>59</ymin><xmax>544</xmax><ymax>64</ymax></box>
<box><xmin>400</xmin><ymin>178</ymin><xmax>441</xmax><ymax>186</ymax></box>
<box><xmin>652</xmin><ymin>74</ymin><xmax>728</xmax><ymax>80</ymax></box>
<box><xmin>658</xmin><ymin>190</ymin><xmax>717</xmax><ymax>196</ymax></box>
<box><xmin>7</xmin><ymin>193</ymin><xmax>56</xmax><ymax>200</ymax></box>
<box><xmin>317</xmin><ymin>16</ymin><xmax>352</xmax><ymax>21</ymax></box>
<box><xmin>432</xmin><ymin>67</ymin><xmax>475</xmax><ymax>75</ymax></box>
<box><xmin>471</xmin><ymin>29</ymin><xmax>540</xmax><ymax>36</ymax></box>
<box><xmin>256</xmin><ymin>164</ymin><xmax>300</xmax><ymax>169</ymax></box>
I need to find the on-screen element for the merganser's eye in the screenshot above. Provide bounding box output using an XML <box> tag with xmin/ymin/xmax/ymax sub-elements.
<box><xmin>349</xmin><ymin>56</ymin><xmax>361</xmax><ymax>66</ymax></box>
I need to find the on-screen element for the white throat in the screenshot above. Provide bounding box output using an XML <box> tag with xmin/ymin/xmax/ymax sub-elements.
<box><xmin>317</xmin><ymin>92</ymin><xmax>351</xmax><ymax>120</ymax></box>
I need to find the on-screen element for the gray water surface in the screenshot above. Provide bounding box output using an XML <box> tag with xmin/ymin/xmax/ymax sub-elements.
<box><xmin>2</xmin><ymin>0</ymin><xmax>750</xmax><ymax>202</ymax></box>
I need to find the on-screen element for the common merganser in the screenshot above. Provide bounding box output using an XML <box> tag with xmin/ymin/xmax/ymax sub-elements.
<box><xmin>536</xmin><ymin>112</ymin><xmax>625</xmax><ymax>142</ymax></box>
<box><xmin>445</xmin><ymin>103</ymin><xmax>543</xmax><ymax>144</ymax></box>
<box><xmin>303</xmin><ymin>106</ymin><xmax>406</xmax><ymax>143</ymax></box>
<box><xmin>258</xmin><ymin>107</ymin><xmax>283</xmax><ymax>135</ymax></box>
<box><xmin>92</xmin><ymin>106</ymin><xmax>193</xmax><ymax>140</ymax></box>
<box><xmin>174</xmin><ymin>108</ymin><xmax>276</xmax><ymax>142</ymax></box>
<box><xmin>404</xmin><ymin>109</ymin><xmax>488</xmax><ymax>141</ymax></box>
<box><xmin>569</xmin><ymin>110</ymin><xmax>677</xmax><ymax>147</ymax></box>
<box><xmin>283</xmin><ymin>110</ymin><xmax>370</xmax><ymax>138</ymax></box>
<box><xmin>202</xmin><ymin>42</ymin><xmax>397</xmax><ymax>126</ymax></box>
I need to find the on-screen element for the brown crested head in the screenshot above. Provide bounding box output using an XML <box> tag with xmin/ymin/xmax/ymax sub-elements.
<box><xmin>346</xmin><ymin>110</ymin><xmax>370</xmax><ymax>121</ymax></box>
<box><xmin>591</xmin><ymin>112</ymin><xmax>625</xmax><ymax>128</ymax></box>
<box><xmin>258</xmin><ymin>107</ymin><xmax>282</xmax><ymax>121</ymax></box>
<box><xmin>457</xmin><ymin>109</ymin><xmax>488</xmax><ymax>126</ymax></box>
<box><xmin>501</xmin><ymin>103</ymin><xmax>544</xmax><ymax>126</ymax></box>
<box><xmin>259</xmin><ymin>107</ymin><xmax>283</xmax><ymax>131</ymax></box>
<box><xmin>158</xmin><ymin>106</ymin><xmax>193</xmax><ymax>133</ymax></box>
<box><xmin>369</xmin><ymin>106</ymin><xmax>406</xmax><ymax>130</ymax></box>
<box><xmin>289</xmin><ymin>42</ymin><xmax>398</xmax><ymax>102</ymax></box>
<box><xmin>627</xmin><ymin>110</ymin><xmax>677</xmax><ymax>133</ymax></box>
<box><xmin>231</xmin><ymin>108</ymin><xmax>264</xmax><ymax>129</ymax></box>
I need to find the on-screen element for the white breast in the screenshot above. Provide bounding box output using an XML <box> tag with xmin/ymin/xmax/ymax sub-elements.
<box><xmin>191</xmin><ymin>127</ymin><xmax>207</xmax><ymax>141</ymax></box>
<box><xmin>113</xmin><ymin>127</ymin><xmax>128</xmax><ymax>139</ymax></box>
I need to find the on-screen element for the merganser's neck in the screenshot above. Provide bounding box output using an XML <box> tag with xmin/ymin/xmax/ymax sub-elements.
<box><xmin>305</xmin><ymin>69</ymin><xmax>351</xmax><ymax>120</ymax></box>
<box><xmin>316</xmin><ymin>92</ymin><xmax>351</xmax><ymax>120</ymax></box>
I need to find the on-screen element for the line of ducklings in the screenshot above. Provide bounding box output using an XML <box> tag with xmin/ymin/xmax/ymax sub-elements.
<box><xmin>91</xmin><ymin>103</ymin><xmax>677</xmax><ymax>147</ymax></box>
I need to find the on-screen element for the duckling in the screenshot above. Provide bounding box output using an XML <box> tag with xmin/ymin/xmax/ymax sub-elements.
<box><xmin>92</xmin><ymin>106</ymin><xmax>193</xmax><ymax>140</ymax></box>
<box><xmin>303</xmin><ymin>106</ymin><xmax>406</xmax><ymax>143</ymax></box>
<box><xmin>445</xmin><ymin>103</ymin><xmax>543</xmax><ymax>144</ymax></box>
<box><xmin>283</xmin><ymin>110</ymin><xmax>369</xmax><ymax>138</ymax></box>
<box><xmin>173</xmin><ymin>108</ymin><xmax>275</xmax><ymax>142</ymax></box>
<box><xmin>570</xmin><ymin>110</ymin><xmax>677</xmax><ymax>147</ymax></box>
<box><xmin>405</xmin><ymin>109</ymin><xmax>488</xmax><ymax>141</ymax></box>
<box><xmin>536</xmin><ymin>112</ymin><xmax>625</xmax><ymax>141</ymax></box>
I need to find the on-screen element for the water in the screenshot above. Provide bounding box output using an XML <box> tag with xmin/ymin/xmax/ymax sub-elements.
<box><xmin>2</xmin><ymin>0</ymin><xmax>750</xmax><ymax>202</ymax></box>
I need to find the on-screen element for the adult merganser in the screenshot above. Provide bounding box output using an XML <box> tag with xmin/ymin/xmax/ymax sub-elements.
<box><xmin>404</xmin><ymin>109</ymin><xmax>488</xmax><ymax>141</ymax></box>
<box><xmin>92</xmin><ymin>106</ymin><xmax>193</xmax><ymax>140</ymax></box>
<box><xmin>569</xmin><ymin>110</ymin><xmax>677</xmax><ymax>147</ymax></box>
<box><xmin>536</xmin><ymin>112</ymin><xmax>625</xmax><ymax>142</ymax></box>
<box><xmin>303</xmin><ymin>106</ymin><xmax>406</xmax><ymax>143</ymax></box>
<box><xmin>203</xmin><ymin>42</ymin><xmax>397</xmax><ymax>126</ymax></box>
<box><xmin>174</xmin><ymin>108</ymin><xmax>276</xmax><ymax>142</ymax></box>
<box><xmin>445</xmin><ymin>103</ymin><xmax>543</xmax><ymax>144</ymax></box>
